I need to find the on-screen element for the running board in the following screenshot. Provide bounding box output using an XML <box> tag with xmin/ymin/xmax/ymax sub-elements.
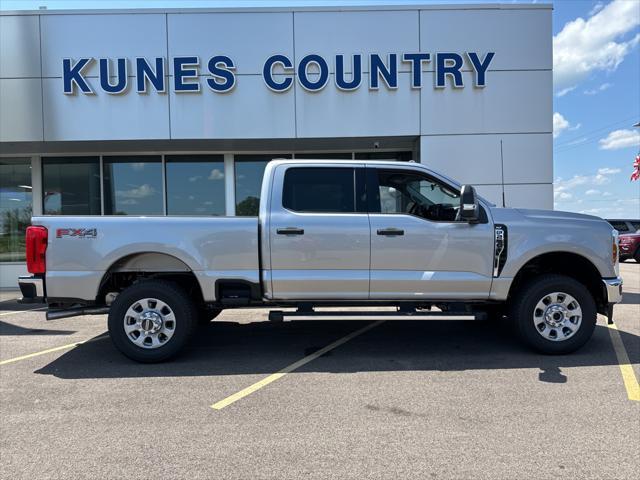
<box><xmin>268</xmin><ymin>310</ymin><xmax>486</xmax><ymax>322</ymax></box>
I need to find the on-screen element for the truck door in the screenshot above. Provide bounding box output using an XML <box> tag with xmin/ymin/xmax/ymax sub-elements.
<box><xmin>367</xmin><ymin>166</ymin><xmax>494</xmax><ymax>300</ymax></box>
<box><xmin>268</xmin><ymin>164</ymin><xmax>369</xmax><ymax>300</ymax></box>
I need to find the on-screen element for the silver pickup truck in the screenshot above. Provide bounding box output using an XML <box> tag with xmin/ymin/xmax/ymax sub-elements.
<box><xmin>19</xmin><ymin>159</ymin><xmax>623</xmax><ymax>362</ymax></box>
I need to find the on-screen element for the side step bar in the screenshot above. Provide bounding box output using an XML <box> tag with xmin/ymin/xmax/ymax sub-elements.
<box><xmin>268</xmin><ymin>310</ymin><xmax>486</xmax><ymax>322</ymax></box>
<box><xmin>47</xmin><ymin>306</ymin><xmax>109</xmax><ymax>321</ymax></box>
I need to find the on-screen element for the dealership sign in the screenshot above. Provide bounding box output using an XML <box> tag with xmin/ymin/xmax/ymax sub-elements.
<box><xmin>62</xmin><ymin>52</ymin><xmax>495</xmax><ymax>95</ymax></box>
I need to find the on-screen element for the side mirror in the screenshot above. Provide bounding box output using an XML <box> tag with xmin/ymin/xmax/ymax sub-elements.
<box><xmin>459</xmin><ymin>185</ymin><xmax>479</xmax><ymax>223</ymax></box>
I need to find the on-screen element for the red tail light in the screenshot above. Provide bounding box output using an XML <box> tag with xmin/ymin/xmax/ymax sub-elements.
<box><xmin>26</xmin><ymin>226</ymin><xmax>48</xmax><ymax>274</ymax></box>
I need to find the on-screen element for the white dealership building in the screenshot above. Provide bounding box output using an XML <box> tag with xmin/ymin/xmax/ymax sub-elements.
<box><xmin>0</xmin><ymin>2</ymin><xmax>552</xmax><ymax>287</ymax></box>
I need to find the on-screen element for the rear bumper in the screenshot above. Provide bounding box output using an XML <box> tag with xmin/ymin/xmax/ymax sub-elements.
<box><xmin>18</xmin><ymin>275</ymin><xmax>45</xmax><ymax>303</ymax></box>
<box><xmin>603</xmin><ymin>277</ymin><xmax>623</xmax><ymax>304</ymax></box>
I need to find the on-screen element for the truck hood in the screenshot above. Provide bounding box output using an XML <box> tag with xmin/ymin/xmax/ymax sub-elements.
<box><xmin>514</xmin><ymin>208</ymin><xmax>603</xmax><ymax>223</ymax></box>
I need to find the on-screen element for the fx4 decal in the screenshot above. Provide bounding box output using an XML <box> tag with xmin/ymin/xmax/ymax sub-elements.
<box><xmin>56</xmin><ymin>228</ymin><xmax>97</xmax><ymax>239</ymax></box>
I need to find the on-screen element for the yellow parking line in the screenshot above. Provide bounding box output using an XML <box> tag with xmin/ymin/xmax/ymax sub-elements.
<box><xmin>607</xmin><ymin>322</ymin><xmax>640</xmax><ymax>402</ymax></box>
<box><xmin>0</xmin><ymin>333</ymin><xmax>108</xmax><ymax>366</ymax></box>
<box><xmin>0</xmin><ymin>307</ymin><xmax>47</xmax><ymax>317</ymax></box>
<box><xmin>211</xmin><ymin>320</ymin><xmax>385</xmax><ymax>410</ymax></box>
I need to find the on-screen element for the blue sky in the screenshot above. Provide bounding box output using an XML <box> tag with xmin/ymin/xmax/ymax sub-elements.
<box><xmin>2</xmin><ymin>0</ymin><xmax>639</xmax><ymax>218</ymax></box>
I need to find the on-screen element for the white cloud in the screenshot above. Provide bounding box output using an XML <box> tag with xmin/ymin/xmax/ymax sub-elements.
<box><xmin>188</xmin><ymin>175</ymin><xmax>203</xmax><ymax>182</ymax></box>
<box><xmin>553</xmin><ymin>112</ymin><xmax>570</xmax><ymax>138</ymax></box>
<box><xmin>556</xmin><ymin>86</ymin><xmax>576</xmax><ymax>97</ymax></box>
<box><xmin>553</xmin><ymin>0</ymin><xmax>640</xmax><ymax>90</ymax></box>
<box><xmin>583</xmin><ymin>82</ymin><xmax>612</xmax><ymax>95</ymax></box>
<box><xmin>208</xmin><ymin>168</ymin><xmax>224</xmax><ymax>180</ymax></box>
<box><xmin>589</xmin><ymin>2</ymin><xmax>605</xmax><ymax>16</ymax></box>
<box><xmin>116</xmin><ymin>184</ymin><xmax>155</xmax><ymax>199</ymax></box>
<box><xmin>599</xmin><ymin>129</ymin><xmax>640</xmax><ymax>150</ymax></box>
<box><xmin>585</xmin><ymin>189</ymin><xmax>601</xmax><ymax>195</ymax></box>
<box><xmin>555</xmin><ymin>191</ymin><xmax>573</xmax><ymax>201</ymax></box>
<box><xmin>597</xmin><ymin>167</ymin><xmax>621</xmax><ymax>175</ymax></box>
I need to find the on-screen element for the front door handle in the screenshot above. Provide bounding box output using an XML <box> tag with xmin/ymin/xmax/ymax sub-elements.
<box><xmin>277</xmin><ymin>227</ymin><xmax>305</xmax><ymax>235</ymax></box>
<box><xmin>377</xmin><ymin>228</ymin><xmax>404</xmax><ymax>236</ymax></box>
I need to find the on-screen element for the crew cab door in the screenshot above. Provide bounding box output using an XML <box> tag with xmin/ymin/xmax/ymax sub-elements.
<box><xmin>268</xmin><ymin>164</ymin><xmax>369</xmax><ymax>300</ymax></box>
<box><xmin>367</xmin><ymin>166</ymin><xmax>494</xmax><ymax>300</ymax></box>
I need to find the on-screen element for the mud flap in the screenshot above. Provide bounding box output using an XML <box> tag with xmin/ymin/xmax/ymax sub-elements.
<box><xmin>606</xmin><ymin>303</ymin><xmax>615</xmax><ymax>325</ymax></box>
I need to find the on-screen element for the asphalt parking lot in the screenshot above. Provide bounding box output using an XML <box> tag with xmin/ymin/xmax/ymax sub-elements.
<box><xmin>1</xmin><ymin>264</ymin><xmax>638</xmax><ymax>479</ymax></box>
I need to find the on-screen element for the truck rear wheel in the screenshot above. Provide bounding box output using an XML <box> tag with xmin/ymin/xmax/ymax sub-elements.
<box><xmin>509</xmin><ymin>274</ymin><xmax>596</xmax><ymax>354</ymax></box>
<box><xmin>108</xmin><ymin>280</ymin><xmax>197</xmax><ymax>363</ymax></box>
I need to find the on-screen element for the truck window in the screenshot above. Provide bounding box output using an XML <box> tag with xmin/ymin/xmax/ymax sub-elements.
<box><xmin>375</xmin><ymin>170</ymin><xmax>460</xmax><ymax>222</ymax></box>
<box><xmin>283</xmin><ymin>167</ymin><xmax>356</xmax><ymax>213</ymax></box>
<box><xmin>631</xmin><ymin>221</ymin><xmax>640</xmax><ymax>232</ymax></box>
<box><xmin>608</xmin><ymin>221</ymin><xmax>629</xmax><ymax>232</ymax></box>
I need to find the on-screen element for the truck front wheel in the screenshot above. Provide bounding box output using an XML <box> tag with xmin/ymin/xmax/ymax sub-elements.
<box><xmin>108</xmin><ymin>280</ymin><xmax>197</xmax><ymax>363</ymax></box>
<box><xmin>509</xmin><ymin>274</ymin><xmax>596</xmax><ymax>354</ymax></box>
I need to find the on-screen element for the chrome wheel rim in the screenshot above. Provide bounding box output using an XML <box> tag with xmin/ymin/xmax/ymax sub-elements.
<box><xmin>533</xmin><ymin>291</ymin><xmax>582</xmax><ymax>342</ymax></box>
<box><xmin>123</xmin><ymin>298</ymin><xmax>176</xmax><ymax>349</ymax></box>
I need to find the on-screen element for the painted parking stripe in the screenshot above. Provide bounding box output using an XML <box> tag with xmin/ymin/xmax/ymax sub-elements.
<box><xmin>0</xmin><ymin>333</ymin><xmax>108</xmax><ymax>366</ymax></box>
<box><xmin>607</xmin><ymin>322</ymin><xmax>640</xmax><ymax>402</ymax></box>
<box><xmin>211</xmin><ymin>320</ymin><xmax>385</xmax><ymax>410</ymax></box>
<box><xmin>0</xmin><ymin>307</ymin><xmax>47</xmax><ymax>317</ymax></box>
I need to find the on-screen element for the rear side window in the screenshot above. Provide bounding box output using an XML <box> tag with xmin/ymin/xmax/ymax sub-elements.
<box><xmin>630</xmin><ymin>221</ymin><xmax>640</xmax><ymax>232</ymax></box>
<box><xmin>283</xmin><ymin>167</ymin><xmax>356</xmax><ymax>213</ymax></box>
<box><xmin>609</xmin><ymin>221</ymin><xmax>629</xmax><ymax>232</ymax></box>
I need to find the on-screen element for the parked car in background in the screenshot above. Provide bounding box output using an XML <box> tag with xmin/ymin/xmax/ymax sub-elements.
<box><xmin>607</xmin><ymin>219</ymin><xmax>640</xmax><ymax>234</ymax></box>
<box><xmin>618</xmin><ymin>232</ymin><xmax>640</xmax><ymax>263</ymax></box>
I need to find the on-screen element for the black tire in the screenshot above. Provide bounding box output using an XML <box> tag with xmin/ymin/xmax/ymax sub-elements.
<box><xmin>108</xmin><ymin>280</ymin><xmax>197</xmax><ymax>363</ymax></box>
<box><xmin>634</xmin><ymin>248</ymin><xmax>640</xmax><ymax>263</ymax></box>
<box><xmin>508</xmin><ymin>274</ymin><xmax>596</xmax><ymax>354</ymax></box>
<box><xmin>197</xmin><ymin>305</ymin><xmax>223</xmax><ymax>325</ymax></box>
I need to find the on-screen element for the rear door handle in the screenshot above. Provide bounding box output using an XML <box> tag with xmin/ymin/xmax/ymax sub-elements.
<box><xmin>377</xmin><ymin>228</ymin><xmax>404</xmax><ymax>236</ymax></box>
<box><xmin>277</xmin><ymin>227</ymin><xmax>305</xmax><ymax>235</ymax></box>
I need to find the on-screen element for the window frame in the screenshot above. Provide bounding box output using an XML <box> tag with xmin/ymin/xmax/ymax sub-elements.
<box><xmin>281</xmin><ymin>166</ymin><xmax>367</xmax><ymax>215</ymax></box>
<box><xmin>366</xmin><ymin>167</ymin><xmax>486</xmax><ymax>224</ymax></box>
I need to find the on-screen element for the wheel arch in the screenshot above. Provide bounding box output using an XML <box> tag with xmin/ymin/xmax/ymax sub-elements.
<box><xmin>507</xmin><ymin>251</ymin><xmax>607</xmax><ymax>314</ymax></box>
<box><xmin>96</xmin><ymin>252</ymin><xmax>204</xmax><ymax>306</ymax></box>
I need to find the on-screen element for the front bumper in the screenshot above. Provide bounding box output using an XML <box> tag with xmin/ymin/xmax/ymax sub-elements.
<box><xmin>18</xmin><ymin>275</ymin><xmax>45</xmax><ymax>303</ymax></box>
<box><xmin>603</xmin><ymin>277</ymin><xmax>623</xmax><ymax>304</ymax></box>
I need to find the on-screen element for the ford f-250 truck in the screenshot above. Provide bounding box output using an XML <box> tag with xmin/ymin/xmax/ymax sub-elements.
<box><xmin>19</xmin><ymin>160</ymin><xmax>623</xmax><ymax>362</ymax></box>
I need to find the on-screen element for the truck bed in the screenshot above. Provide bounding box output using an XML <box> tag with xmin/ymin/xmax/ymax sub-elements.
<box><xmin>32</xmin><ymin>216</ymin><xmax>260</xmax><ymax>302</ymax></box>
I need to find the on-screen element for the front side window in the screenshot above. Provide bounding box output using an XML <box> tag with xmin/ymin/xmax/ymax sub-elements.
<box><xmin>103</xmin><ymin>156</ymin><xmax>163</xmax><ymax>215</ymax></box>
<box><xmin>42</xmin><ymin>156</ymin><xmax>101</xmax><ymax>215</ymax></box>
<box><xmin>374</xmin><ymin>170</ymin><xmax>460</xmax><ymax>222</ymax></box>
<box><xmin>166</xmin><ymin>155</ymin><xmax>225</xmax><ymax>216</ymax></box>
<box><xmin>283</xmin><ymin>167</ymin><xmax>356</xmax><ymax>213</ymax></box>
<box><xmin>0</xmin><ymin>158</ymin><xmax>32</xmax><ymax>262</ymax></box>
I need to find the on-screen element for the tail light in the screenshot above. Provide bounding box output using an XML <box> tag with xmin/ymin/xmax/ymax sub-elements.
<box><xmin>612</xmin><ymin>229</ymin><xmax>619</xmax><ymax>265</ymax></box>
<box><xmin>26</xmin><ymin>226</ymin><xmax>48</xmax><ymax>274</ymax></box>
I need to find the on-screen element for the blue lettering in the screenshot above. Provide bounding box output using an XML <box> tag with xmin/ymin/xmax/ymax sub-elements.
<box><xmin>466</xmin><ymin>52</ymin><xmax>494</xmax><ymax>88</ymax></box>
<box><xmin>206</xmin><ymin>56</ymin><xmax>236</xmax><ymax>93</ymax></box>
<box><xmin>370</xmin><ymin>54</ymin><xmax>398</xmax><ymax>90</ymax></box>
<box><xmin>402</xmin><ymin>53</ymin><xmax>430</xmax><ymax>88</ymax></box>
<box><xmin>136</xmin><ymin>57</ymin><xmax>165</xmax><ymax>93</ymax></box>
<box><xmin>173</xmin><ymin>56</ymin><xmax>200</xmax><ymax>92</ymax></box>
<box><xmin>99</xmin><ymin>58</ymin><xmax>128</xmax><ymax>94</ymax></box>
<box><xmin>298</xmin><ymin>54</ymin><xmax>329</xmax><ymax>92</ymax></box>
<box><xmin>62</xmin><ymin>58</ymin><xmax>93</xmax><ymax>94</ymax></box>
<box><xmin>335</xmin><ymin>54</ymin><xmax>362</xmax><ymax>91</ymax></box>
<box><xmin>263</xmin><ymin>54</ymin><xmax>294</xmax><ymax>92</ymax></box>
<box><xmin>436</xmin><ymin>53</ymin><xmax>464</xmax><ymax>88</ymax></box>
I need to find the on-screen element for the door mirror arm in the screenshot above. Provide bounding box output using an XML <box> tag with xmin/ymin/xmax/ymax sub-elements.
<box><xmin>458</xmin><ymin>185</ymin><xmax>480</xmax><ymax>223</ymax></box>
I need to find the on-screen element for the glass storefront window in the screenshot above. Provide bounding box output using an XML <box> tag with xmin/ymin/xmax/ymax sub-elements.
<box><xmin>0</xmin><ymin>158</ymin><xmax>32</xmax><ymax>262</ymax></box>
<box><xmin>166</xmin><ymin>155</ymin><xmax>225</xmax><ymax>215</ymax></box>
<box><xmin>293</xmin><ymin>152</ymin><xmax>353</xmax><ymax>160</ymax></box>
<box><xmin>103</xmin><ymin>156</ymin><xmax>163</xmax><ymax>215</ymax></box>
<box><xmin>234</xmin><ymin>154</ymin><xmax>291</xmax><ymax>216</ymax></box>
<box><xmin>355</xmin><ymin>151</ymin><xmax>413</xmax><ymax>161</ymax></box>
<box><xmin>42</xmin><ymin>157</ymin><xmax>101</xmax><ymax>215</ymax></box>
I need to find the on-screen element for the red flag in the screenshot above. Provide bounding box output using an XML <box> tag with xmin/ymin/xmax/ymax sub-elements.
<box><xmin>632</xmin><ymin>153</ymin><xmax>640</xmax><ymax>181</ymax></box>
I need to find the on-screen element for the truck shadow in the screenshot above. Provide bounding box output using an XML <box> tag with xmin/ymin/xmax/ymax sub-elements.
<box><xmin>35</xmin><ymin>319</ymin><xmax>639</xmax><ymax>381</ymax></box>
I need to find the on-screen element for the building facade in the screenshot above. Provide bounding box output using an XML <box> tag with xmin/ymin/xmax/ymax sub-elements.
<box><xmin>0</xmin><ymin>3</ymin><xmax>552</xmax><ymax>288</ymax></box>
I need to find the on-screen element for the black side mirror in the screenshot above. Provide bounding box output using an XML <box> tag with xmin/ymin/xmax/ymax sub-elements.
<box><xmin>459</xmin><ymin>185</ymin><xmax>479</xmax><ymax>223</ymax></box>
